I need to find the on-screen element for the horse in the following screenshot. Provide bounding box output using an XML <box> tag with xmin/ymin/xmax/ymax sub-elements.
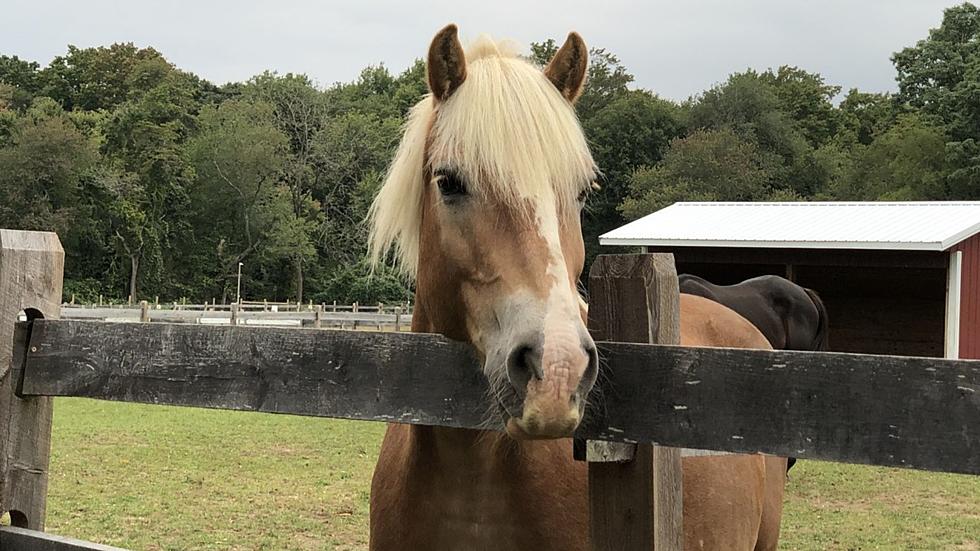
<box><xmin>367</xmin><ymin>25</ymin><xmax>786</xmax><ymax>550</ymax></box>
<box><xmin>678</xmin><ymin>274</ymin><xmax>829</xmax><ymax>351</ymax></box>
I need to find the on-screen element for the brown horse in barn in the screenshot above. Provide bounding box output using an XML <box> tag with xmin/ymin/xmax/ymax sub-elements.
<box><xmin>367</xmin><ymin>25</ymin><xmax>786</xmax><ymax>550</ymax></box>
<box><xmin>679</xmin><ymin>274</ymin><xmax>829</xmax><ymax>351</ymax></box>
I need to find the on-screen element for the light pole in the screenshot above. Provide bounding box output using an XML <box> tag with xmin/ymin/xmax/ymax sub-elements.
<box><xmin>236</xmin><ymin>262</ymin><xmax>244</xmax><ymax>304</ymax></box>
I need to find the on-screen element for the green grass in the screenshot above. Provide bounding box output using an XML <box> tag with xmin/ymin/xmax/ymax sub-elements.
<box><xmin>33</xmin><ymin>399</ymin><xmax>980</xmax><ymax>550</ymax></box>
<box><xmin>45</xmin><ymin>398</ymin><xmax>385</xmax><ymax>550</ymax></box>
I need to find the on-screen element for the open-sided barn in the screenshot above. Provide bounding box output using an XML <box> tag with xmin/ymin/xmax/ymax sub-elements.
<box><xmin>601</xmin><ymin>202</ymin><xmax>980</xmax><ymax>359</ymax></box>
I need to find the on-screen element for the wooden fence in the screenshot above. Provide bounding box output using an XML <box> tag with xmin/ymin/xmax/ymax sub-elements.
<box><xmin>66</xmin><ymin>298</ymin><xmax>412</xmax><ymax>315</ymax></box>
<box><xmin>59</xmin><ymin>304</ymin><xmax>413</xmax><ymax>331</ymax></box>
<box><xmin>1</xmin><ymin>229</ymin><xmax>978</xmax><ymax>550</ymax></box>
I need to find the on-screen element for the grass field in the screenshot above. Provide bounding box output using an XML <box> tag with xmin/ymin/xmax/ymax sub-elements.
<box><xmin>19</xmin><ymin>399</ymin><xmax>980</xmax><ymax>550</ymax></box>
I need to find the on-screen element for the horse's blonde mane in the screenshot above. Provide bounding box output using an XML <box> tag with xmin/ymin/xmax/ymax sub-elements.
<box><xmin>368</xmin><ymin>35</ymin><xmax>596</xmax><ymax>278</ymax></box>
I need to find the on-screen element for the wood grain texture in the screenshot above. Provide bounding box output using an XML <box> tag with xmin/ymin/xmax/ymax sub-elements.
<box><xmin>0</xmin><ymin>526</ymin><xmax>127</xmax><ymax>551</ymax></box>
<box><xmin>14</xmin><ymin>321</ymin><xmax>980</xmax><ymax>475</ymax></box>
<box><xmin>0</xmin><ymin>229</ymin><xmax>62</xmax><ymax>530</ymax></box>
<box><xmin>585</xmin><ymin>253</ymin><xmax>683</xmax><ymax>551</ymax></box>
<box><xmin>21</xmin><ymin>320</ymin><xmax>488</xmax><ymax>429</ymax></box>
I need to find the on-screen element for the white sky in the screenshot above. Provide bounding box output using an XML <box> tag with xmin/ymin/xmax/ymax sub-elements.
<box><xmin>0</xmin><ymin>0</ymin><xmax>962</xmax><ymax>101</ymax></box>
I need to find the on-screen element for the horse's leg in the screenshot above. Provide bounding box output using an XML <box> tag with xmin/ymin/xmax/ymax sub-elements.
<box><xmin>753</xmin><ymin>455</ymin><xmax>788</xmax><ymax>551</ymax></box>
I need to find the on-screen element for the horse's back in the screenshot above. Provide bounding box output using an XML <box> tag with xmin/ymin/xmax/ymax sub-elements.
<box><xmin>680</xmin><ymin>294</ymin><xmax>771</xmax><ymax>349</ymax></box>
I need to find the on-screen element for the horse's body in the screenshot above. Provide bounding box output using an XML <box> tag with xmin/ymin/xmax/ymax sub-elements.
<box><xmin>679</xmin><ymin>274</ymin><xmax>829</xmax><ymax>351</ymax></box>
<box><xmin>368</xmin><ymin>26</ymin><xmax>786</xmax><ymax>550</ymax></box>
<box><xmin>372</xmin><ymin>295</ymin><xmax>785</xmax><ymax>551</ymax></box>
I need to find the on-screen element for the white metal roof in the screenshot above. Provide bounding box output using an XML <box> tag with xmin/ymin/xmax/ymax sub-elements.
<box><xmin>600</xmin><ymin>202</ymin><xmax>980</xmax><ymax>251</ymax></box>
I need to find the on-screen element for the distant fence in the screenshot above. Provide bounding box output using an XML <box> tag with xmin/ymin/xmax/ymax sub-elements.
<box><xmin>60</xmin><ymin>303</ymin><xmax>413</xmax><ymax>331</ymax></box>
<box><xmin>65</xmin><ymin>298</ymin><xmax>413</xmax><ymax>315</ymax></box>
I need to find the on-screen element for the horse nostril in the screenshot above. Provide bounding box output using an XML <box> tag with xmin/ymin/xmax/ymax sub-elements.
<box><xmin>578</xmin><ymin>341</ymin><xmax>599</xmax><ymax>395</ymax></box>
<box><xmin>507</xmin><ymin>343</ymin><xmax>544</xmax><ymax>393</ymax></box>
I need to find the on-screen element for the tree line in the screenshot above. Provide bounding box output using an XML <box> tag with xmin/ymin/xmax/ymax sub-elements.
<box><xmin>1</xmin><ymin>3</ymin><xmax>977</xmax><ymax>304</ymax></box>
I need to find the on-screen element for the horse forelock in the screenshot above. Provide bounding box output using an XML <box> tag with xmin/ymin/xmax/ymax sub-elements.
<box><xmin>368</xmin><ymin>34</ymin><xmax>596</xmax><ymax>278</ymax></box>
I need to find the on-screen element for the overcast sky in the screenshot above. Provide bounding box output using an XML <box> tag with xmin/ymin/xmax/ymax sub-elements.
<box><xmin>1</xmin><ymin>0</ymin><xmax>964</xmax><ymax>101</ymax></box>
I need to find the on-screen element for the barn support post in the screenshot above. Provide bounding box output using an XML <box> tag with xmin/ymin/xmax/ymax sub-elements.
<box><xmin>0</xmin><ymin>230</ymin><xmax>63</xmax><ymax>530</ymax></box>
<box><xmin>945</xmin><ymin>251</ymin><xmax>963</xmax><ymax>359</ymax></box>
<box><xmin>585</xmin><ymin>253</ymin><xmax>683</xmax><ymax>551</ymax></box>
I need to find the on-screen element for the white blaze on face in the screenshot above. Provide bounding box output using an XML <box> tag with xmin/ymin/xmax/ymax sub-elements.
<box><xmin>520</xmin><ymin>194</ymin><xmax>591</xmax><ymax>424</ymax></box>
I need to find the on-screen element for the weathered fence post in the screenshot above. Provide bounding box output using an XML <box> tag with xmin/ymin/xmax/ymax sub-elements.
<box><xmin>139</xmin><ymin>301</ymin><xmax>150</xmax><ymax>323</ymax></box>
<box><xmin>584</xmin><ymin>253</ymin><xmax>683</xmax><ymax>551</ymax></box>
<box><xmin>314</xmin><ymin>305</ymin><xmax>323</xmax><ymax>329</ymax></box>
<box><xmin>230</xmin><ymin>303</ymin><xmax>239</xmax><ymax>326</ymax></box>
<box><xmin>0</xmin><ymin>230</ymin><xmax>63</xmax><ymax>530</ymax></box>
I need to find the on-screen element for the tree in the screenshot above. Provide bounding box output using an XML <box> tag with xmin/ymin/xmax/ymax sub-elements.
<box><xmin>689</xmin><ymin>71</ymin><xmax>809</xmax><ymax>165</ymax></box>
<box><xmin>687</xmin><ymin>70</ymin><xmax>839</xmax><ymax>197</ymax></box>
<box><xmin>0</xmin><ymin>55</ymin><xmax>42</xmax><ymax>109</ymax></box>
<box><xmin>893</xmin><ymin>3</ymin><xmax>980</xmax><ymax>198</ymax></box>
<box><xmin>620</xmin><ymin>128</ymin><xmax>780</xmax><ymax>220</ymax></box>
<box><xmin>185</xmin><ymin>99</ymin><xmax>292</xmax><ymax>301</ymax></box>
<box><xmin>311</xmin><ymin>112</ymin><xmax>400</xmax><ymax>266</ymax></box>
<box><xmin>893</xmin><ymin>2</ymin><xmax>980</xmax><ymax>123</ymax></box>
<box><xmin>837</xmin><ymin>89</ymin><xmax>903</xmax><ymax>146</ymax></box>
<box><xmin>832</xmin><ymin>114</ymin><xmax>948</xmax><ymax>200</ymax></box>
<box><xmin>0</xmin><ymin>98</ymin><xmax>96</xmax><ymax>233</ymax></box>
<box><xmin>242</xmin><ymin>73</ymin><xmax>327</xmax><ymax>302</ymax></box>
<box><xmin>101</xmin><ymin>68</ymin><xmax>198</xmax><ymax>299</ymax></box>
<box><xmin>759</xmin><ymin>66</ymin><xmax>842</xmax><ymax>148</ymax></box>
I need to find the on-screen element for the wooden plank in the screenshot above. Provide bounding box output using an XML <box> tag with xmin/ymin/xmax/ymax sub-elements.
<box><xmin>14</xmin><ymin>319</ymin><xmax>980</xmax><ymax>475</ymax></box>
<box><xmin>0</xmin><ymin>526</ymin><xmax>128</xmax><ymax>551</ymax></box>
<box><xmin>585</xmin><ymin>253</ymin><xmax>682</xmax><ymax>551</ymax></box>
<box><xmin>20</xmin><ymin>320</ymin><xmax>488</xmax><ymax>429</ymax></box>
<box><xmin>0</xmin><ymin>230</ymin><xmax>62</xmax><ymax>530</ymax></box>
<box><xmin>579</xmin><ymin>342</ymin><xmax>980</xmax><ymax>475</ymax></box>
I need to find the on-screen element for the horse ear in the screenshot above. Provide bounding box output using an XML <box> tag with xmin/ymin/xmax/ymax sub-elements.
<box><xmin>544</xmin><ymin>32</ymin><xmax>588</xmax><ymax>103</ymax></box>
<box><xmin>427</xmin><ymin>24</ymin><xmax>467</xmax><ymax>102</ymax></box>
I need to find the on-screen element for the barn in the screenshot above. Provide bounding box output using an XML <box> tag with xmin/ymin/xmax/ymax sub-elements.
<box><xmin>600</xmin><ymin>202</ymin><xmax>980</xmax><ymax>359</ymax></box>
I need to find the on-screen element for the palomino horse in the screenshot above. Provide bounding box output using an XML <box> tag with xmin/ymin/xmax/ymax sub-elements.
<box><xmin>368</xmin><ymin>25</ymin><xmax>786</xmax><ymax>550</ymax></box>
<box><xmin>679</xmin><ymin>274</ymin><xmax>829</xmax><ymax>351</ymax></box>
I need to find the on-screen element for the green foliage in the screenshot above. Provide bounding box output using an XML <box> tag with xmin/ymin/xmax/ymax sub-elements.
<box><xmin>41</xmin><ymin>43</ymin><xmax>174</xmax><ymax>111</ymax></box>
<box><xmin>837</xmin><ymin>89</ymin><xmax>903</xmax><ymax>146</ymax></box>
<box><xmin>893</xmin><ymin>2</ymin><xmax>980</xmax><ymax>124</ymax></box>
<box><xmin>621</xmin><ymin>128</ymin><xmax>781</xmax><ymax>219</ymax></box>
<box><xmin>0</xmin><ymin>98</ymin><xmax>96</xmax><ymax>233</ymax></box>
<box><xmin>892</xmin><ymin>3</ymin><xmax>980</xmax><ymax>199</ymax></box>
<box><xmin>759</xmin><ymin>66</ymin><xmax>842</xmax><ymax>148</ymax></box>
<box><xmin>832</xmin><ymin>115</ymin><xmax>948</xmax><ymax>200</ymax></box>
<box><xmin>313</xmin><ymin>261</ymin><xmax>412</xmax><ymax>305</ymax></box>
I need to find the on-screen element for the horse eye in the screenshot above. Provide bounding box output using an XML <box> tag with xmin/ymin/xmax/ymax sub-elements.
<box><xmin>435</xmin><ymin>170</ymin><xmax>467</xmax><ymax>198</ymax></box>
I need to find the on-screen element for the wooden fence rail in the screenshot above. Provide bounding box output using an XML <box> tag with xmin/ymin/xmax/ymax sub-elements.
<box><xmin>3</xmin><ymin>229</ymin><xmax>980</xmax><ymax>551</ymax></box>
<box><xmin>13</xmin><ymin>318</ymin><xmax>980</xmax><ymax>474</ymax></box>
<box><xmin>58</xmin><ymin>306</ymin><xmax>413</xmax><ymax>331</ymax></box>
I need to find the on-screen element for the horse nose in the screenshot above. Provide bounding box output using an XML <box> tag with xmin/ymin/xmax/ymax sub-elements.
<box><xmin>505</xmin><ymin>333</ymin><xmax>598</xmax><ymax>398</ymax></box>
